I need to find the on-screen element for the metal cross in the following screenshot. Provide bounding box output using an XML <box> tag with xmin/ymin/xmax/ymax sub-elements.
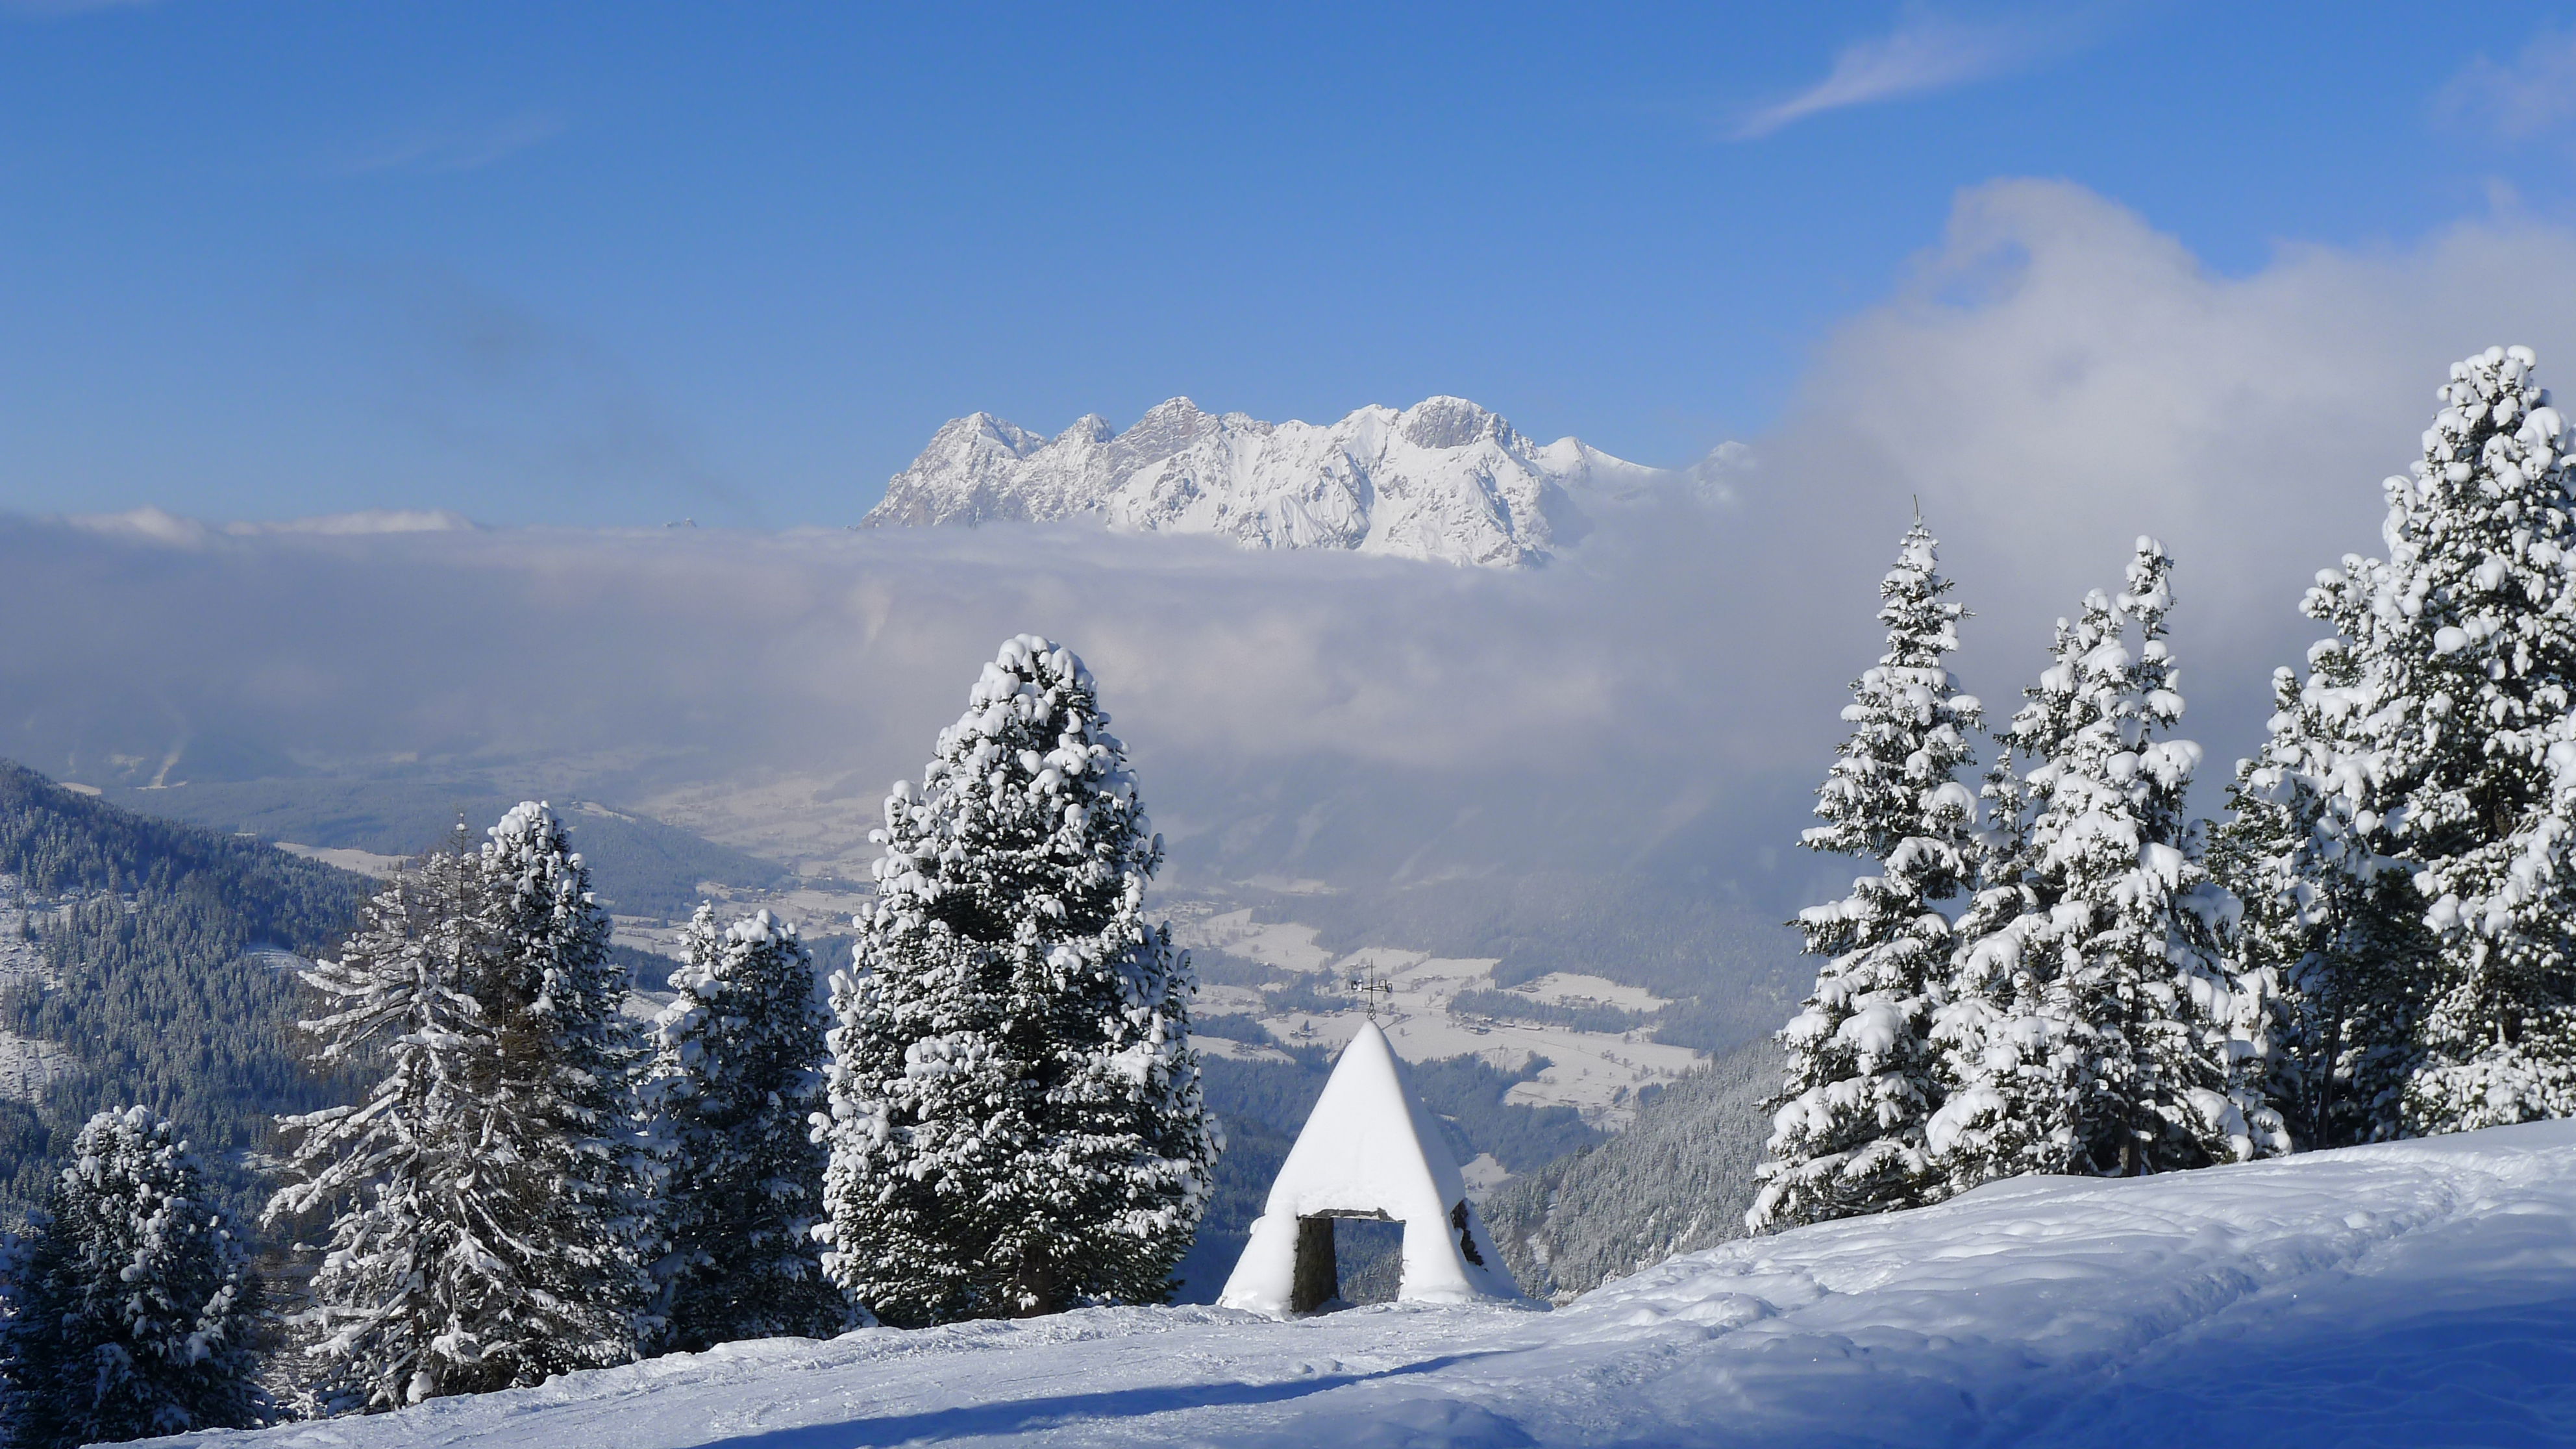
<box><xmin>1350</xmin><ymin>964</ymin><xmax>1393</xmax><ymax>1021</ymax></box>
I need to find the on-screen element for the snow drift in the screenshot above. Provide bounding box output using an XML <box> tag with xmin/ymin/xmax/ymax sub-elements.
<box><xmin>157</xmin><ymin>1119</ymin><xmax>2576</xmax><ymax>1446</ymax></box>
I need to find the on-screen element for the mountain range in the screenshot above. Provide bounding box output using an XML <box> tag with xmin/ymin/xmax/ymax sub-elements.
<box><xmin>863</xmin><ymin>395</ymin><xmax>1683</xmax><ymax>567</ymax></box>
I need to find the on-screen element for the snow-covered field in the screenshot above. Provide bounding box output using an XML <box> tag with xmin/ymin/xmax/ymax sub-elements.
<box><xmin>639</xmin><ymin>774</ymin><xmax>886</xmax><ymax>882</ymax></box>
<box><xmin>591</xmin><ymin>889</ymin><xmax>1708</xmax><ymax>1133</ymax></box>
<box><xmin>156</xmin><ymin>1121</ymin><xmax>2576</xmax><ymax>1448</ymax></box>
<box><xmin>271</xmin><ymin>843</ymin><xmax>408</xmax><ymax>879</ymax></box>
<box><xmin>1179</xmin><ymin>909</ymin><xmax>1705</xmax><ymax>1128</ymax></box>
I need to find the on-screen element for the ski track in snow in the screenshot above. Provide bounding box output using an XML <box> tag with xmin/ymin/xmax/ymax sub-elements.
<box><xmin>155</xmin><ymin>1121</ymin><xmax>2576</xmax><ymax>1448</ymax></box>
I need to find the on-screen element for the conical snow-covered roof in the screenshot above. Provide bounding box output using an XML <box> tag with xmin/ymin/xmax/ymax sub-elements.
<box><xmin>1218</xmin><ymin>1019</ymin><xmax>1519</xmax><ymax>1315</ymax></box>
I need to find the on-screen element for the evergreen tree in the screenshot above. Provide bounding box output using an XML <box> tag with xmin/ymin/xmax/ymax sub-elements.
<box><xmin>1750</xmin><ymin>518</ymin><xmax>1982</xmax><ymax>1231</ymax></box>
<box><xmin>2216</xmin><ymin>654</ymin><xmax>2419</xmax><ymax>1149</ymax></box>
<box><xmin>1931</xmin><ymin>541</ymin><xmax>2287</xmax><ymax>1189</ymax></box>
<box><xmin>2</xmin><ymin>1107</ymin><xmax>266</xmax><ymax>1448</ymax></box>
<box><xmin>817</xmin><ymin>635</ymin><xmax>1220</xmax><ymax>1326</ymax></box>
<box><xmin>2227</xmin><ymin>346</ymin><xmax>2576</xmax><ymax>1140</ymax></box>
<box><xmin>475</xmin><ymin>802</ymin><xmax>660</xmax><ymax>1352</ymax></box>
<box><xmin>267</xmin><ymin>806</ymin><xmax>653</xmax><ymax>1413</ymax></box>
<box><xmin>648</xmin><ymin>904</ymin><xmax>852</xmax><ymax>1351</ymax></box>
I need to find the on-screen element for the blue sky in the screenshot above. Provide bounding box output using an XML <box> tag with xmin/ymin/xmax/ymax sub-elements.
<box><xmin>6</xmin><ymin>1</ymin><xmax>2576</xmax><ymax>528</ymax></box>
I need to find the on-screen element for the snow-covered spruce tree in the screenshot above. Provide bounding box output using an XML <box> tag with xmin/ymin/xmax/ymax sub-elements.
<box><xmin>267</xmin><ymin>806</ymin><xmax>654</xmax><ymax>1412</ymax></box>
<box><xmin>1749</xmin><ymin>518</ymin><xmax>1983</xmax><ymax>1232</ymax></box>
<box><xmin>647</xmin><ymin>905</ymin><xmax>853</xmax><ymax>1351</ymax></box>
<box><xmin>2229</xmin><ymin>346</ymin><xmax>2576</xmax><ymax>1139</ymax></box>
<box><xmin>1929</xmin><ymin>541</ymin><xmax>2287</xmax><ymax>1191</ymax></box>
<box><xmin>817</xmin><ymin>635</ymin><xmax>1219</xmax><ymax>1326</ymax></box>
<box><xmin>3</xmin><ymin>1108</ymin><xmax>266</xmax><ymax>1448</ymax></box>
<box><xmin>473</xmin><ymin>802</ymin><xmax>660</xmax><ymax>1350</ymax></box>
<box><xmin>264</xmin><ymin>834</ymin><xmax>482</xmax><ymax>1412</ymax></box>
<box><xmin>2214</xmin><ymin>650</ymin><xmax>2422</xmax><ymax>1150</ymax></box>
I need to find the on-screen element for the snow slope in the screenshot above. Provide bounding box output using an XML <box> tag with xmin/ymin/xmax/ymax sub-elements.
<box><xmin>862</xmin><ymin>396</ymin><xmax>1661</xmax><ymax>567</ymax></box>
<box><xmin>160</xmin><ymin>1121</ymin><xmax>2576</xmax><ymax>1447</ymax></box>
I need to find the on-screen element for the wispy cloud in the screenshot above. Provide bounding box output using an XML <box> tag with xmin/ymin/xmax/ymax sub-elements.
<box><xmin>1733</xmin><ymin>8</ymin><xmax>2075</xmax><ymax>140</ymax></box>
<box><xmin>332</xmin><ymin>112</ymin><xmax>564</xmax><ymax>175</ymax></box>
<box><xmin>2438</xmin><ymin>27</ymin><xmax>2576</xmax><ymax>138</ymax></box>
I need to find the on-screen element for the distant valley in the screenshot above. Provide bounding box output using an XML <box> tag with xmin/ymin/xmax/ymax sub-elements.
<box><xmin>3</xmin><ymin>760</ymin><xmax>1798</xmax><ymax>1304</ymax></box>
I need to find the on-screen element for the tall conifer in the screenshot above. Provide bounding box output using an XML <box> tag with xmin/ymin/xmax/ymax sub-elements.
<box><xmin>1933</xmin><ymin>542</ymin><xmax>2286</xmax><ymax>1187</ymax></box>
<box><xmin>648</xmin><ymin>905</ymin><xmax>851</xmax><ymax>1350</ymax></box>
<box><xmin>2229</xmin><ymin>346</ymin><xmax>2576</xmax><ymax>1139</ymax></box>
<box><xmin>268</xmin><ymin>806</ymin><xmax>652</xmax><ymax>1411</ymax></box>
<box><xmin>1751</xmin><ymin>518</ymin><xmax>1981</xmax><ymax>1231</ymax></box>
<box><xmin>3</xmin><ymin>1108</ymin><xmax>266</xmax><ymax>1448</ymax></box>
<box><xmin>817</xmin><ymin>636</ymin><xmax>1219</xmax><ymax>1325</ymax></box>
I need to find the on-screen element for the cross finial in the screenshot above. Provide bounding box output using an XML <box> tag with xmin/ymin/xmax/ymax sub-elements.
<box><xmin>1350</xmin><ymin>963</ymin><xmax>1393</xmax><ymax>1021</ymax></box>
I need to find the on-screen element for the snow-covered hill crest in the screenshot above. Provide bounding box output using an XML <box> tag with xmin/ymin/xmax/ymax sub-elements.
<box><xmin>159</xmin><ymin>1120</ymin><xmax>2576</xmax><ymax>1446</ymax></box>
<box><xmin>863</xmin><ymin>396</ymin><xmax>1661</xmax><ymax>567</ymax></box>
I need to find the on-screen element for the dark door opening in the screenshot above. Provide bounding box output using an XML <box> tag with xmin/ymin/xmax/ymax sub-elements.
<box><xmin>1288</xmin><ymin>1209</ymin><xmax>1404</xmax><ymax>1312</ymax></box>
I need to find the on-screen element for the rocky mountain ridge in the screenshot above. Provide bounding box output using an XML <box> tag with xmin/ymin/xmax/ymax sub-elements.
<box><xmin>863</xmin><ymin>395</ymin><xmax>1671</xmax><ymax>567</ymax></box>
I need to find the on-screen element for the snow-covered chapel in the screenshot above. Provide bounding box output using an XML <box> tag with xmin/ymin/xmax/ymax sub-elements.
<box><xmin>1218</xmin><ymin>1018</ymin><xmax>1520</xmax><ymax>1315</ymax></box>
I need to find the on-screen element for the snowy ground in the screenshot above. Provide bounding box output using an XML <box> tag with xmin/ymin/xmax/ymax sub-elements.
<box><xmin>271</xmin><ymin>843</ymin><xmax>409</xmax><ymax>879</ymax></box>
<box><xmin>154</xmin><ymin>1121</ymin><xmax>2576</xmax><ymax>1448</ymax></box>
<box><xmin>0</xmin><ymin>1018</ymin><xmax>67</xmax><ymax>1103</ymax></box>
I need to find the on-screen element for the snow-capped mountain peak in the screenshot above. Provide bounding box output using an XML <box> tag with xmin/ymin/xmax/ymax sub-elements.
<box><xmin>863</xmin><ymin>396</ymin><xmax>1661</xmax><ymax>567</ymax></box>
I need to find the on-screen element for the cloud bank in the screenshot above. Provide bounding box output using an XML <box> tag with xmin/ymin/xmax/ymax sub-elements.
<box><xmin>0</xmin><ymin>493</ymin><xmax>1809</xmax><ymax>895</ymax></box>
<box><xmin>1770</xmin><ymin>180</ymin><xmax>2576</xmax><ymax>730</ymax></box>
<box><xmin>7</xmin><ymin>180</ymin><xmax>2576</xmax><ymax>921</ymax></box>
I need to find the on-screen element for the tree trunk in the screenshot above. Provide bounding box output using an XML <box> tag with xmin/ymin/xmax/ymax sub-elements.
<box><xmin>1009</xmin><ymin>1256</ymin><xmax>1060</xmax><ymax>1317</ymax></box>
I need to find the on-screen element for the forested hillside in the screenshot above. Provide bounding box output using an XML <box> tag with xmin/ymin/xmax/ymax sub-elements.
<box><xmin>1481</xmin><ymin>1035</ymin><xmax>1779</xmax><ymax>1301</ymax></box>
<box><xmin>0</xmin><ymin>760</ymin><xmax>373</xmax><ymax>1226</ymax></box>
<box><xmin>107</xmin><ymin>778</ymin><xmax>791</xmax><ymax>920</ymax></box>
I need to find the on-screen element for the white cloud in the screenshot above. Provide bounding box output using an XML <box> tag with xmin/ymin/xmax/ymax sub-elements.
<box><xmin>0</xmin><ymin>507</ymin><xmax>1805</xmax><ymax>893</ymax></box>
<box><xmin>1757</xmin><ymin>179</ymin><xmax>2576</xmax><ymax>773</ymax></box>
<box><xmin>1734</xmin><ymin>9</ymin><xmax>2063</xmax><ymax>139</ymax></box>
<box><xmin>2438</xmin><ymin>27</ymin><xmax>2576</xmax><ymax>138</ymax></box>
<box><xmin>65</xmin><ymin>507</ymin><xmax>478</xmax><ymax>547</ymax></box>
<box><xmin>66</xmin><ymin>505</ymin><xmax>211</xmax><ymax>547</ymax></box>
<box><xmin>11</xmin><ymin>181</ymin><xmax>2576</xmax><ymax>919</ymax></box>
<box><xmin>227</xmin><ymin>510</ymin><xmax>477</xmax><ymax>538</ymax></box>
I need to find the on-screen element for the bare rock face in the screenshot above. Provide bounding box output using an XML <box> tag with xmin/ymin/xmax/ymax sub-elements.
<box><xmin>864</xmin><ymin>396</ymin><xmax>1662</xmax><ymax>567</ymax></box>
